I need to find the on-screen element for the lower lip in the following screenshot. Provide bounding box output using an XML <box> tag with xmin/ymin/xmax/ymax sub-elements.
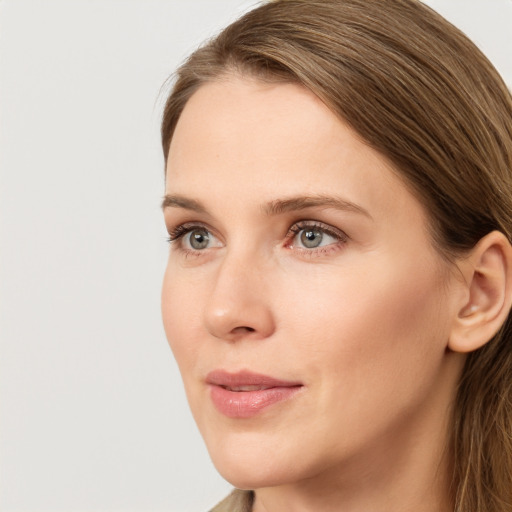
<box><xmin>209</xmin><ymin>385</ymin><xmax>303</xmax><ymax>418</ymax></box>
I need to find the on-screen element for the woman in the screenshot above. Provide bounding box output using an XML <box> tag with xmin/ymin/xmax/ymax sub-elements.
<box><xmin>160</xmin><ymin>1</ymin><xmax>512</xmax><ymax>511</ymax></box>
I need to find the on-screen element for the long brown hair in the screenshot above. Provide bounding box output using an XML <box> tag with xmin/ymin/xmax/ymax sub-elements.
<box><xmin>161</xmin><ymin>1</ymin><xmax>512</xmax><ymax>509</ymax></box>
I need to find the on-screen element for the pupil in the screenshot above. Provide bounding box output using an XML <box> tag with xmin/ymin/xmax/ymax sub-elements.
<box><xmin>190</xmin><ymin>229</ymin><xmax>209</xmax><ymax>249</ymax></box>
<box><xmin>301</xmin><ymin>229</ymin><xmax>323</xmax><ymax>248</ymax></box>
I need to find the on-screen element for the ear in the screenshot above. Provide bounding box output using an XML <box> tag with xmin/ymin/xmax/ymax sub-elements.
<box><xmin>449</xmin><ymin>231</ymin><xmax>512</xmax><ymax>353</ymax></box>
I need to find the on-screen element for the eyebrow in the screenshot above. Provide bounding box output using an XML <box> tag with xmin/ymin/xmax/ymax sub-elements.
<box><xmin>162</xmin><ymin>193</ymin><xmax>371</xmax><ymax>219</ymax></box>
<box><xmin>263</xmin><ymin>195</ymin><xmax>372</xmax><ymax>218</ymax></box>
<box><xmin>161</xmin><ymin>194</ymin><xmax>208</xmax><ymax>214</ymax></box>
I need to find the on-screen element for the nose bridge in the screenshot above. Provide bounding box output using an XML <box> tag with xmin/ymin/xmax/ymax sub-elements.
<box><xmin>204</xmin><ymin>244</ymin><xmax>275</xmax><ymax>341</ymax></box>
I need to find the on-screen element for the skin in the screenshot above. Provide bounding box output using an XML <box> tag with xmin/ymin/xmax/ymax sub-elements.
<box><xmin>161</xmin><ymin>77</ymin><xmax>470</xmax><ymax>512</ymax></box>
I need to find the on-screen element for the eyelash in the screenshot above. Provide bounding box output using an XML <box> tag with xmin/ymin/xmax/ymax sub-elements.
<box><xmin>167</xmin><ymin>223</ymin><xmax>200</xmax><ymax>243</ymax></box>
<box><xmin>166</xmin><ymin>220</ymin><xmax>348</xmax><ymax>257</ymax></box>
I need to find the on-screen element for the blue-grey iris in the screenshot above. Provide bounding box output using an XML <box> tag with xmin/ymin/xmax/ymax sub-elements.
<box><xmin>189</xmin><ymin>229</ymin><xmax>209</xmax><ymax>249</ymax></box>
<box><xmin>300</xmin><ymin>229</ymin><xmax>323</xmax><ymax>248</ymax></box>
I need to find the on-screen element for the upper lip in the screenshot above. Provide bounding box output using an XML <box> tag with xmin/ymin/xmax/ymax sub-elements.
<box><xmin>206</xmin><ymin>370</ymin><xmax>303</xmax><ymax>390</ymax></box>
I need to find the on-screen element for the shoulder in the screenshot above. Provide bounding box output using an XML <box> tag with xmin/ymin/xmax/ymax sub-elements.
<box><xmin>209</xmin><ymin>489</ymin><xmax>254</xmax><ymax>512</ymax></box>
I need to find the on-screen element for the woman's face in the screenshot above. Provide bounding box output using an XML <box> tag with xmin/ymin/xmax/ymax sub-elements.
<box><xmin>162</xmin><ymin>77</ymin><xmax>465</xmax><ymax>489</ymax></box>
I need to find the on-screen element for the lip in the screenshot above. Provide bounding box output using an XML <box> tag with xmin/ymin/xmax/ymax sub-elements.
<box><xmin>206</xmin><ymin>370</ymin><xmax>303</xmax><ymax>419</ymax></box>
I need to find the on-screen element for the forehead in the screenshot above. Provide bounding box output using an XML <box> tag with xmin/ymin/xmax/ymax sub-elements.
<box><xmin>165</xmin><ymin>77</ymin><xmax>428</xmax><ymax>235</ymax></box>
<box><xmin>167</xmin><ymin>77</ymin><xmax>345</xmax><ymax>174</ymax></box>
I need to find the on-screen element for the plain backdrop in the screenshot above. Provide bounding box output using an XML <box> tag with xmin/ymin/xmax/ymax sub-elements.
<box><xmin>0</xmin><ymin>1</ymin><xmax>511</xmax><ymax>511</ymax></box>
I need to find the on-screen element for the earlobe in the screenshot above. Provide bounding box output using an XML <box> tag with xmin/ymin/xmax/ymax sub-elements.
<box><xmin>448</xmin><ymin>231</ymin><xmax>512</xmax><ymax>353</ymax></box>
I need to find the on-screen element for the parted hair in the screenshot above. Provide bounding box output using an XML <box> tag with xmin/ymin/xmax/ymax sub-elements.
<box><xmin>161</xmin><ymin>1</ymin><xmax>512</xmax><ymax>510</ymax></box>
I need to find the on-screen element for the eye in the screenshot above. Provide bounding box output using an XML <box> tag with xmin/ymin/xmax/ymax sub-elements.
<box><xmin>298</xmin><ymin>227</ymin><xmax>331</xmax><ymax>248</ymax></box>
<box><xmin>288</xmin><ymin>221</ymin><xmax>346</xmax><ymax>251</ymax></box>
<box><xmin>168</xmin><ymin>224</ymin><xmax>222</xmax><ymax>252</ymax></box>
<box><xmin>185</xmin><ymin>228</ymin><xmax>211</xmax><ymax>250</ymax></box>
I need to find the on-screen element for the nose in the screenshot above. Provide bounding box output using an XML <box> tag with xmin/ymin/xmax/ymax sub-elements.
<box><xmin>203</xmin><ymin>250</ymin><xmax>276</xmax><ymax>342</ymax></box>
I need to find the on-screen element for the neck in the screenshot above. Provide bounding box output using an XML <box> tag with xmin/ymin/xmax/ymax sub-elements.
<box><xmin>253</xmin><ymin>441</ymin><xmax>453</xmax><ymax>512</ymax></box>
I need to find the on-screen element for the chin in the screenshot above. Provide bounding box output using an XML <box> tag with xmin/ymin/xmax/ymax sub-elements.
<box><xmin>214</xmin><ymin>457</ymin><xmax>292</xmax><ymax>491</ymax></box>
<box><xmin>206</xmin><ymin>438</ymin><xmax>271</xmax><ymax>488</ymax></box>
<box><xmin>204</xmin><ymin>430</ymin><xmax>316</xmax><ymax>491</ymax></box>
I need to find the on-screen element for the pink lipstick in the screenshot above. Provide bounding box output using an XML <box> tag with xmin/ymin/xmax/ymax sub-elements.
<box><xmin>206</xmin><ymin>370</ymin><xmax>303</xmax><ymax>418</ymax></box>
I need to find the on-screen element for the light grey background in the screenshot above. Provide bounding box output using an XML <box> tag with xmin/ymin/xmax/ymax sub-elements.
<box><xmin>0</xmin><ymin>1</ymin><xmax>511</xmax><ymax>511</ymax></box>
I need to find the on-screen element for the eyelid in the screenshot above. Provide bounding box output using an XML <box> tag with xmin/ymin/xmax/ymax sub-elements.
<box><xmin>288</xmin><ymin>220</ymin><xmax>347</xmax><ymax>239</ymax></box>
<box><xmin>167</xmin><ymin>221</ymin><xmax>214</xmax><ymax>241</ymax></box>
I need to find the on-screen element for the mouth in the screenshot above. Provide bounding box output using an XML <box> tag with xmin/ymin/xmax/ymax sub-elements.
<box><xmin>206</xmin><ymin>370</ymin><xmax>304</xmax><ymax>419</ymax></box>
<box><xmin>220</xmin><ymin>385</ymin><xmax>276</xmax><ymax>392</ymax></box>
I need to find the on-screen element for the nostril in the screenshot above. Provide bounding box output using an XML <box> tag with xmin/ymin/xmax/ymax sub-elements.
<box><xmin>233</xmin><ymin>326</ymin><xmax>255</xmax><ymax>333</ymax></box>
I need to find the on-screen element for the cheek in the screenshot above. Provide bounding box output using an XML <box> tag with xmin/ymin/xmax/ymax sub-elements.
<box><xmin>161</xmin><ymin>263</ymin><xmax>203</xmax><ymax>373</ymax></box>
<box><xmin>281</xmin><ymin>255</ymin><xmax>451</xmax><ymax>403</ymax></box>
